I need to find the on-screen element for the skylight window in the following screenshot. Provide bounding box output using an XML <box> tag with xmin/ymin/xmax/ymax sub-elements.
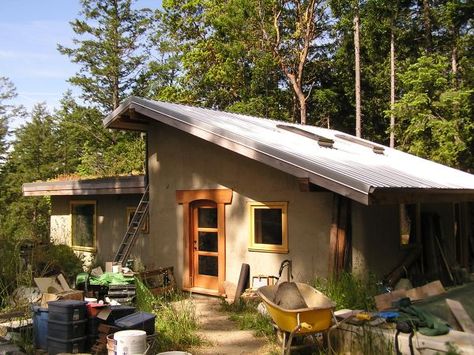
<box><xmin>335</xmin><ymin>134</ymin><xmax>385</xmax><ymax>154</ymax></box>
<box><xmin>277</xmin><ymin>124</ymin><xmax>334</xmax><ymax>148</ymax></box>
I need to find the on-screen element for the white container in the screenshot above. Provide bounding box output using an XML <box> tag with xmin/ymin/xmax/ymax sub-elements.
<box><xmin>114</xmin><ymin>329</ymin><xmax>147</xmax><ymax>355</ymax></box>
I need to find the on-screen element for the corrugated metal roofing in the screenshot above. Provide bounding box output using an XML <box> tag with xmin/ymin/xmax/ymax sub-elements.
<box><xmin>104</xmin><ymin>97</ymin><xmax>474</xmax><ymax>205</ymax></box>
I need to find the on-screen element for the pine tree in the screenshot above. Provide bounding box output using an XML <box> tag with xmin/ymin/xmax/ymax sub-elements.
<box><xmin>58</xmin><ymin>0</ymin><xmax>152</xmax><ymax>111</ymax></box>
<box><xmin>0</xmin><ymin>77</ymin><xmax>17</xmax><ymax>164</ymax></box>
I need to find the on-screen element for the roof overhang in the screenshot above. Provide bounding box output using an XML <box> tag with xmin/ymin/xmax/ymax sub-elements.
<box><xmin>23</xmin><ymin>175</ymin><xmax>146</xmax><ymax>196</ymax></box>
<box><xmin>105</xmin><ymin>97</ymin><xmax>474</xmax><ymax>206</ymax></box>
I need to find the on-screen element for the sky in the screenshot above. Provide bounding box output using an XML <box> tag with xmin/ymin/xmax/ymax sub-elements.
<box><xmin>0</xmin><ymin>0</ymin><xmax>161</xmax><ymax>130</ymax></box>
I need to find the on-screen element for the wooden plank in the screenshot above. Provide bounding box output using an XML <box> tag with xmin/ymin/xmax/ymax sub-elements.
<box><xmin>446</xmin><ymin>299</ymin><xmax>474</xmax><ymax>334</ymax></box>
<box><xmin>374</xmin><ymin>289</ymin><xmax>407</xmax><ymax>311</ymax></box>
<box><xmin>405</xmin><ymin>280</ymin><xmax>445</xmax><ymax>301</ymax></box>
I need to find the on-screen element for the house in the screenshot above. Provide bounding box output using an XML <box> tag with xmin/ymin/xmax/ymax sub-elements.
<box><xmin>22</xmin><ymin>175</ymin><xmax>146</xmax><ymax>268</ymax></box>
<box><xmin>99</xmin><ymin>97</ymin><xmax>474</xmax><ymax>296</ymax></box>
<box><xmin>24</xmin><ymin>96</ymin><xmax>474</xmax><ymax>296</ymax></box>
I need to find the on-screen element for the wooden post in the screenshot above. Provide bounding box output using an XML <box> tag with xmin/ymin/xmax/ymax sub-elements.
<box><xmin>328</xmin><ymin>195</ymin><xmax>351</xmax><ymax>277</ymax></box>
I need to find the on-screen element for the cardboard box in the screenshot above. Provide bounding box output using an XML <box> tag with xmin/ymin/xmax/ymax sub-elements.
<box><xmin>34</xmin><ymin>274</ymin><xmax>84</xmax><ymax>308</ymax></box>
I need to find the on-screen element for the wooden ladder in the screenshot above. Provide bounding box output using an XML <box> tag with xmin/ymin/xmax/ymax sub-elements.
<box><xmin>113</xmin><ymin>185</ymin><xmax>149</xmax><ymax>265</ymax></box>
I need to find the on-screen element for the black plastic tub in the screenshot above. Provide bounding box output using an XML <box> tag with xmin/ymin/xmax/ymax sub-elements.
<box><xmin>114</xmin><ymin>311</ymin><xmax>156</xmax><ymax>335</ymax></box>
<box><xmin>48</xmin><ymin>318</ymin><xmax>87</xmax><ymax>339</ymax></box>
<box><xmin>106</xmin><ymin>305</ymin><xmax>136</xmax><ymax>324</ymax></box>
<box><xmin>48</xmin><ymin>300</ymin><xmax>87</xmax><ymax>322</ymax></box>
<box><xmin>47</xmin><ymin>335</ymin><xmax>87</xmax><ymax>355</ymax></box>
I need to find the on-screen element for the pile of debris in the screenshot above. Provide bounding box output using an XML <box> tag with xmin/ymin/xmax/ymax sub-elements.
<box><xmin>0</xmin><ymin>263</ymin><xmax>176</xmax><ymax>354</ymax></box>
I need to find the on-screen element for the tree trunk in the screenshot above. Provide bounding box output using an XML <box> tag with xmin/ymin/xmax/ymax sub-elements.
<box><xmin>422</xmin><ymin>0</ymin><xmax>432</xmax><ymax>52</ymax></box>
<box><xmin>354</xmin><ymin>4</ymin><xmax>362</xmax><ymax>138</ymax></box>
<box><xmin>451</xmin><ymin>24</ymin><xmax>458</xmax><ymax>88</ymax></box>
<box><xmin>390</xmin><ymin>28</ymin><xmax>396</xmax><ymax>148</ymax></box>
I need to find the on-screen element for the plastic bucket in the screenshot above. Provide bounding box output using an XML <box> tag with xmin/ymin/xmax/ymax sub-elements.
<box><xmin>32</xmin><ymin>306</ymin><xmax>49</xmax><ymax>350</ymax></box>
<box><xmin>106</xmin><ymin>333</ymin><xmax>116</xmax><ymax>355</ymax></box>
<box><xmin>113</xmin><ymin>330</ymin><xmax>147</xmax><ymax>355</ymax></box>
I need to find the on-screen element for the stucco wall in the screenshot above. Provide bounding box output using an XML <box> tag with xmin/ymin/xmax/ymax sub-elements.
<box><xmin>351</xmin><ymin>203</ymin><xmax>409</xmax><ymax>277</ymax></box>
<box><xmin>144</xmin><ymin>122</ymin><xmax>333</xmax><ymax>287</ymax></box>
<box><xmin>351</xmin><ymin>201</ymin><xmax>458</xmax><ymax>279</ymax></box>
<box><xmin>50</xmin><ymin>194</ymin><xmax>142</xmax><ymax>267</ymax></box>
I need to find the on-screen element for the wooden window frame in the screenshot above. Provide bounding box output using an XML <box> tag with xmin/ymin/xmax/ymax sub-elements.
<box><xmin>126</xmin><ymin>206</ymin><xmax>149</xmax><ymax>234</ymax></box>
<box><xmin>399</xmin><ymin>203</ymin><xmax>420</xmax><ymax>249</ymax></box>
<box><xmin>248</xmin><ymin>201</ymin><xmax>288</xmax><ymax>253</ymax></box>
<box><xmin>70</xmin><ymin>200</ymin><xmax>97</xmax><ymax>252</ymax></box>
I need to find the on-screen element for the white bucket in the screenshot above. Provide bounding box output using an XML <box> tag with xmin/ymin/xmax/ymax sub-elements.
<box><xmin>114</xmin><ymin>330</ymin><xmax>147</xmax><ymax>355</ymax></box>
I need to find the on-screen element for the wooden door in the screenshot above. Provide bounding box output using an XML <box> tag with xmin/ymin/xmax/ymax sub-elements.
<box><xmin>191</xmin><ymin>201</ymin><xmax>220</xmax><ymax>290</ymax></box>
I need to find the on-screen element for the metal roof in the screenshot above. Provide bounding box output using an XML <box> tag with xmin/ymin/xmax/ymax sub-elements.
<box><xmin>104</xmin><ymin>97</ymin><xmax>474</xmax><ymax>205</ymax></box>
<box><xmin>23</xmin><ymin>175</ymin><xmax>146</xmax><ymax>196</ymax></box>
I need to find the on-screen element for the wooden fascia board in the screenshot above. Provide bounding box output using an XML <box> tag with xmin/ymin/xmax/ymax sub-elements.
<box><xmin>368</xmin><ymin>187</ymin><xmax>474</xmax><ymax>205</ymax></box>
<box><xmin>23</xmin><ymin>187</ymin><xmax>145</xmax><ymax>196</ymax></box>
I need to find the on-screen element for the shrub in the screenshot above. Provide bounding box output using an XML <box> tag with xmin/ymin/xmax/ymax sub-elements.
<box><xmin>312</xmin><ymin>272</ymin><xmax>379</xmax><ymax>311</ymax></box>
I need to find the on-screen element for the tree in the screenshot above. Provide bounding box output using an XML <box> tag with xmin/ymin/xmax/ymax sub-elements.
<box><xmin>1</xmin><ymin>104</ymin><xmax>59</xmax><ymax>242</ymax></box>
<box><xmin>392</xmin><ymin>54</ymin><xmax>474</xmax><ymax>169</ymax></box>
<box><xmin>0</xmin><ymin>77</ymin><xmax>17</xmax><ymax>163</ymax></box>
<box><xmin>58</xmin><ymin>0</ymin><xmax>152</xmax><ymax>111</ymax></box>
<box><xmin>257</xmin><ymin>0</ymin><xmax>329</xmax><ymax>124</ymax></box>
<box><xmin>154</xmin><ymin>0</ymin><xmax>291</xmax><ymax>120</ymax></box>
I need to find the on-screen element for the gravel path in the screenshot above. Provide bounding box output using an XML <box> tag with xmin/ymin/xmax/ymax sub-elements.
<box><xmin>189</xmin><ymin>296</ymin><xmax>275</xmax><ymax>355</ymax></box>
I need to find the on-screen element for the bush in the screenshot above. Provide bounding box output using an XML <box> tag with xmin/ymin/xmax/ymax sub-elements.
<box><xmin>32</xmin><ymin>244</ymin><xmax>83</xmax><ymax>280</ymax></box>
<box><xmin>312</xmin><ymin>272</ymin><xmax>379</xmax><ymax>311</ymax></box>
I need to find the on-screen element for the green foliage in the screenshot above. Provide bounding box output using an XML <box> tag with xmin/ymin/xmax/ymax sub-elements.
<box><xmin>0</xmin><ymin>233</ymin><xmax>21</xmax><ymax>308</ymax></box>
<box><xmin>153</xmin><ymin>298</ymin><xmax>202</xmax><ymax>352</ymax></box>
<box><xmin>135</xmin><ymin>278</ymin><xmax>202</xmax><ymax>352</ymax></box>
<box><xmin>32</xmin><ymin>244</ymin><xmax>83</xmax><ymax>279</ymax></box>
<box><xmin>0</xmin><ymin>77</ymin><xmax>18</xmax><ymax>163</ymax></box>
<box><xmin>221</xmin><ymin>299</ymin><xmax>275</xmax><ymax>339</ymax></box>
<box><xmin>58</xmin><ymin>0</ymin><xmax>152</xmax><ymax>111</ymax></box>
<box><xmin>392</xmin><ymin>54</ymin><xmax>474</xmax><ymax>169</ymax></box>
<box><xmin>312</xmin><ymin>272</ymin><xmax>379</xmax><ymax>311</ymax></box>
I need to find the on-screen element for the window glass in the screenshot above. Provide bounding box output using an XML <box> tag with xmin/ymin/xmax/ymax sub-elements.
<box><xmin>198</xmin><ymin>207</ymin><xmax>217</xmax><ymax>228</ymax></box>
<box><xmin>198</xmin><ymin>255</ymin><xmax>218</xmax><ymax>276</ymax></box>
<box><xmin>249</xmin><ymin>202</ymin><xmax>288</xmax><ymax>253</ymax></box>
<box><xmin>71</xmin><ymin>202</ymin><xmax>96</xmax><ymax>250</ymax></box>
<box><xmin>254</xmin><ymin>208</ymin><xmax>283</xmax><ymax>245</ymax></box>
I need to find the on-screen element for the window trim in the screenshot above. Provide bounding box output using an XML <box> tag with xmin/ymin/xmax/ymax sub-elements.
<box><xmin>126</xmin><ymin>206</ymin><xmax>149</xmax><ymax>234</ymax></box>
<box><xmin>399</xmin><ymin>203</ymin><xmax>420</xmax><ymax>249</ymax></box>
<box><xmin>248</xmin><ymin>201</ymin><xmax>288</xmax><ymax>253</ymax></box>
<box><xmin>70</xmin><ymin>200</ymin><xmax>97</xmax><ymax>252</ymax></box>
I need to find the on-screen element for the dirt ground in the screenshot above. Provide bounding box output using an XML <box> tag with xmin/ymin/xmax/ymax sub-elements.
<box><xmin>189</xmin><ymin>296</ymin><xmax>277</xmax><ymax>355</ymax></box>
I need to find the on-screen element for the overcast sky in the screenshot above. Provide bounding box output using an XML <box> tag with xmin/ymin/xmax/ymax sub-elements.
<box><xmin>0</xmin><ymin>0</ymin><xmax>161</xmax><ymax>129</ymax></box>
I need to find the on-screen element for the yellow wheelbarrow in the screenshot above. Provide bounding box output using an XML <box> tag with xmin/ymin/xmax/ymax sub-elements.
<box><xmin>258</xmin><ymin>282</ymin><xmax>336</xmax><ymax>354</ymax></box>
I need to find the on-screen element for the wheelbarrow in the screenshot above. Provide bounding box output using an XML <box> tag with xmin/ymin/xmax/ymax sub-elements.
<box><xmin>257</xmin><ymin>282</ymin><xmax>336</xmax><ymax>354</ymax></box>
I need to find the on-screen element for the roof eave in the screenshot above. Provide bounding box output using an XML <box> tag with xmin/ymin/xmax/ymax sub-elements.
<box><xmin>368</xmin><ymin>187</ymin><xmax>474</xmax><ymax>205</ymax></box>
<box><xmin>22</xmin><ymin>175</ymin><xmax>146</xmax><ymax>197</ymax></box>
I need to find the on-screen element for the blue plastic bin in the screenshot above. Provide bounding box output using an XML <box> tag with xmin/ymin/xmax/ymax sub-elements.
<box><xmin>32</xmin><ymin>306</ymin><xmax>48</xmax><ymax>350</ymax></box>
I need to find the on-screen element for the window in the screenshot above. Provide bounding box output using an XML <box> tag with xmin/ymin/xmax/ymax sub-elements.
<box><xmin>71</xmin><ymin>201</ymin><xmax>96</xmax><ymax>251</ymax></box>
<box><xmin>400</xmin><ymin>204</ymin><xmax>417</xmax><ymax>247</ymax></box>
<box><xmin>249</xmin><ymin>202</ymin><xmax>288</xmax><ymax>253</ymax></box>
<box><xmin>126</xmin><ymin>207</ymin><xmax>149</xmax><ymax>234</ymax></box>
